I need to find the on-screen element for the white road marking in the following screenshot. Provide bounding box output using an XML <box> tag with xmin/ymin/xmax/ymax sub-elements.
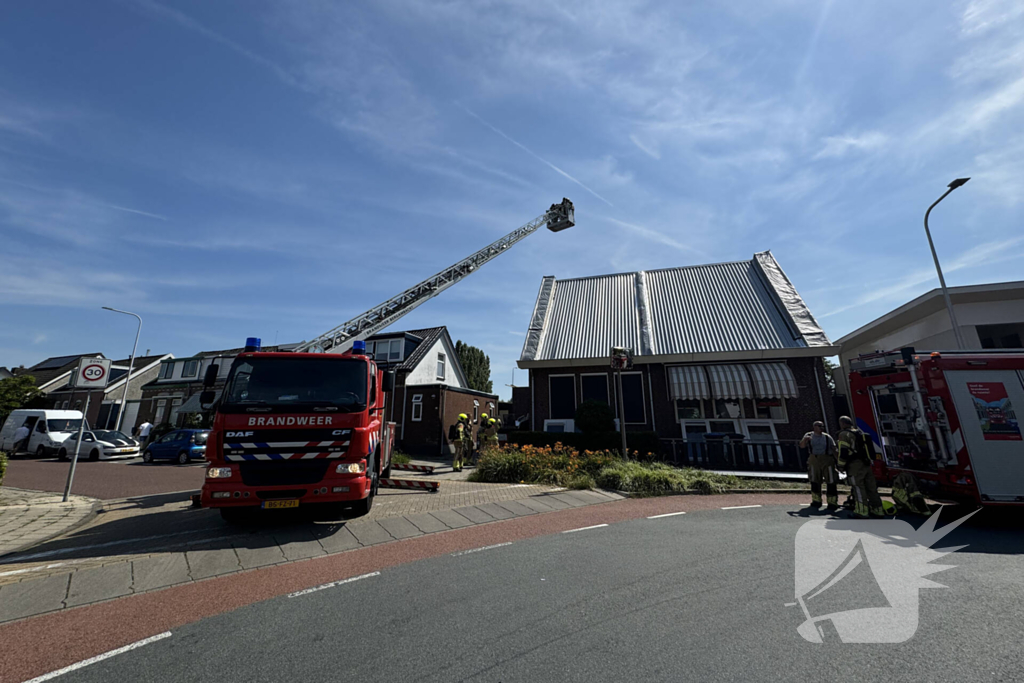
<box><xmin>647</xmin><ymin>511</ymin><xmax>687</xmax><ymax>519</ymax></box>
<box><xmin>24</xmin><ymin>631</ymin><xmax>172</xmax><ymax>682</ymax></box>
<box><xmin>721</xmin><ymin>505</ymin><xmax>762</xmax><ymax>510</ymax></box>
<box><xmin>562</xmin><ymin>523</ymin><xmax>608</xmax><ymax>534</ymax></box>
<box><xmin>287</xmin><ymin>571</ymin><xmax>379</xmax><ymax>598</ymax></box>
<box><xmin>451</xmin><ymin>542</ymin><xmax>512</xmax><ymax>557</ymax></box>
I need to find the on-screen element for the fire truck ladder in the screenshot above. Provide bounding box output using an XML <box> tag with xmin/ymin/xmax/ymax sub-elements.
<box><xmin>294</xmin><ymin>198</ymin><xmax>575</xmax><ymax>353</ymax></box>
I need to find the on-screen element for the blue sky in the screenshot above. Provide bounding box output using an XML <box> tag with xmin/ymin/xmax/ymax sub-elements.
<box><xmin>1</xmin><ymin>0</ymin><xmax>1022</xmax><ymax>399</ymax></box>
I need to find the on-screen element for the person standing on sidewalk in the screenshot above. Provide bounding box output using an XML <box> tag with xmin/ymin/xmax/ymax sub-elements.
<box><xmin>800</xmin><ymin>421</ymin><xmax>838</xmax><ymax>511</ymax></box>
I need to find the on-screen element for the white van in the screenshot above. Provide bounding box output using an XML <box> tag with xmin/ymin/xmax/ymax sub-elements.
<box><xmin>0</xmin><ymin>410</ymin><xmax>88</xmax><ymax>457</ymax></box>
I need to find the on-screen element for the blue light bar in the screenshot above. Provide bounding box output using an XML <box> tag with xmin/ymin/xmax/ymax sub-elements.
<box><xmin>352</xmin><ymin>340</ymin><xmax>366</xmax><ymax>355</ymax></box>
<box><xmin>245</xmin><ymin>337</ymin><xmax>261</xmax><ymax>352</ymax></box>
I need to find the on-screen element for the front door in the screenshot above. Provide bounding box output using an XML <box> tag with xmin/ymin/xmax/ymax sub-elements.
<box><xmin>945</xmin><ymin>370</ymin><xmax>1024</xmax><ymax>502</ymax></box>
<box><xmin>150</xmin><ymin>431</ymin><xmax>179</xmax><ymax>458</ymax></box>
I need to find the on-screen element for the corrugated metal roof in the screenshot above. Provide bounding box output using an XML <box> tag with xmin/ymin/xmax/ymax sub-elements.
<box><xmin>520</xmin><ymin>252</ymin><xmax>831</xmax><ymax>362</ymax></box>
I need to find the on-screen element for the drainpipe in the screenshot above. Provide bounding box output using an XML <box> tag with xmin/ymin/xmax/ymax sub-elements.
<box><xmin>647</xmin><ymin>365</ymin><xmax>657</xmax><ymax>434</ymax></box>
<box><xmin>530</xmin><ymin>368</ymin><xmax>535</xmax><ymax>432</ymax></box>
<box><xmin>439</xmin><ymin>384</ymin><xmax>447</xmax><ymax>457</ymax></box>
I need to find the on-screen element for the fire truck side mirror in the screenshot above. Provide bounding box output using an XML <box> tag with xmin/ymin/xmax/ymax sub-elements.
<box><xmin>383</xmin><ymin>371</ymin><xmax>396</xmax><ymax>393</ymax></box>
<box><xmin>199</xmin><ymin>390</ymin><xmax>217</xmax><ymax>409</ymax></box>
<box><xmin>203</xmin><ymin>364</ymin><xmax>219</xmax><ymax>387</ymax></box>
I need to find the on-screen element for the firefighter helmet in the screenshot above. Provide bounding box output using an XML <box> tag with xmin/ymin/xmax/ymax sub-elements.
<box><xmin>458</xmin><ymin>413</ymin><xmax>468</xmax><ymax>421</ymax></box>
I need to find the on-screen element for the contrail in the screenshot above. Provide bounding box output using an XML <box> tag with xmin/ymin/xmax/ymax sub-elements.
<box><xmin>460</xmin><ymin>105</ymin><xmax>614</xmax><ymax>207</ymax></box>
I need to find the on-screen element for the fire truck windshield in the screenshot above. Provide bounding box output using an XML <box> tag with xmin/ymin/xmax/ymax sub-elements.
<box><xmin>221</xmin><ymin>357</ymin><xmax>368</xmax><ymax>413</ymax></box>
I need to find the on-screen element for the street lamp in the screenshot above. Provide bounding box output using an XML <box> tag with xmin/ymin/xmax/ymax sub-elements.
<box><xmin>102</xmin><ymin>307</ymin><xmax>142</xmax><ymax>433</ymax></box>
<box><xmin>923</xmin><ymin>178</ymin><xmax>970</xmax><ymax>349</ymax></box>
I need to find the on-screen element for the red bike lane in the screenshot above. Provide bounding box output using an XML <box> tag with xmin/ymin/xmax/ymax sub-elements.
<box><xmin>1</xmin><ymin>493</ymin><xmax>804</xmax><ymax>683</ymax></box>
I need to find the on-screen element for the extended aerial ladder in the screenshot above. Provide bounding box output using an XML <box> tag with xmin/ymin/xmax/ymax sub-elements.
<box><xmin>294</xmin><ymin>198</ymin><xmax>575</xmax><ymax>354</ymax></box>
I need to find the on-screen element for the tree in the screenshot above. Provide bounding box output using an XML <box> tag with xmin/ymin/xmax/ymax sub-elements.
<box><xmin>0</xmin><ymin>375</ymin><xmax>41</xmax><ymax>427</ymax></box>
<box><xmin>455</xmin><ymin>341</ymin><xmax>492</xmax><ymax>393</ymax></box>
<box><xmin>822</xmin><ymin>358</ymin><xmax>839</xmax><ymax>393</ymax></box>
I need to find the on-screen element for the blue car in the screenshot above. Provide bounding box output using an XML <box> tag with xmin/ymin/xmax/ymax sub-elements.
<box><xmin>142</xmin><ymin>429</ymin><xmax>209</xmax><ymax>464</ymax></box>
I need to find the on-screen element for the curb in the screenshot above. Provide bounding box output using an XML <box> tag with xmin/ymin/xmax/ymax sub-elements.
<box><xmin>608</xmin><ymin>487</ymin><xmax>811</xmax><ymax>498</ymax></box>
<box><xmin>0</xmin><ymin>498</ymin><xmax>103</xmax><ymax>560</ymax></box>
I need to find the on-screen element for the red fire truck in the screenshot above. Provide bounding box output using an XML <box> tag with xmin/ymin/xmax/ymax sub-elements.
<box><xmin>848</xmin><ymin>347</ymin><xmax>1024</xmax><ymax>506</ymax></box>
<box><xmin>199</xmin><ymin>200</ymin><xmax>575</xmax><ymax>520</ymax></box>
<box><xmin>199</xmin><ymin>342</ymin><xmax>396</xmax><ymax>521</ymax></box>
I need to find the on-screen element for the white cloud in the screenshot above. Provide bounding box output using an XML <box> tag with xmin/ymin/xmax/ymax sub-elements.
<box><xmin>814</xmin><ymin>132</ymin><xmax>889</xmax><ymax>159</ymax></box>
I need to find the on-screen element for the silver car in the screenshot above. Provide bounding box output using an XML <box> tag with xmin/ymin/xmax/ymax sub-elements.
<box><xmin>58</xmin><ymin>430</ymin><xmax>141</xmax><ymax>461</ymax></box>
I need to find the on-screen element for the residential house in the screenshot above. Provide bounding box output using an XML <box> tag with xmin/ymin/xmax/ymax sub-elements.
<box><xmin>45</xmin><ymin>354</ymin><xmax>173</xmax><ymax>431</ymax></box>
<box><xmin>517</xmin><ymin>252</ymin><xmax>838</xmax><ymax>469</ymax></box>
<box><xmin>13</xmin><ymin>353</ymin><xmax>106</xmax><ymax>394</ymax></box>
<box><xmin>366</xmin><ymin>327</ymin><xmax>499</xmax><ymax>457</ymax></box>
<box><xmin>136</xmin><ymin>344</ymin><xmax>298</xmax><ymax>429</ymax></box>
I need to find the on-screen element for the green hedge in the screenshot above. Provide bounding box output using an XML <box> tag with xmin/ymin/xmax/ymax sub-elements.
<box><xmin>0</xmin><ymin>451</ymin><xmax>7</xmax><ymax>486</ymax></box>
<box><xmin>504</xmin><ymin>430</ymin><xmax>662</xmax><ymax>457</ymax></box>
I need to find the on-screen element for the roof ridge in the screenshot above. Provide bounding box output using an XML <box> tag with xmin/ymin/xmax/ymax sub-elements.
<box><xmin>550</xmin><ymin>258</ymin><xmax>754</xmax><ymax>284</ymax></box>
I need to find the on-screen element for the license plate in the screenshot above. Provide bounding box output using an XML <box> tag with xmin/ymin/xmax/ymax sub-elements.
<box><xmin>262</xmin><ymin>499</ymin><xmax>299</xmax><ymax>509</ymax></box>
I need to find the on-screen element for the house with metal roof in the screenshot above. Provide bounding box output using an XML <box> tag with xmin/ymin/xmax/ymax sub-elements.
<box><xmin>517</xmin><ymin>252</ymin><xmax>838</xmax><ymax>466</ymax></box>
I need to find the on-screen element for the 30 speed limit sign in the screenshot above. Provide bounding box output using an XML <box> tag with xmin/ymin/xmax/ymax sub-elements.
<box><xmin>74</xmin><ymin>358</ymin><xmax>112</xmax><ymax>389</ymax></box>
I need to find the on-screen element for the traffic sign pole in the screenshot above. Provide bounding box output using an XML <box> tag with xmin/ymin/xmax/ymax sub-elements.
<box><xmin>63</xmin><ymin>393</ymin><xmax>90</xmax><ymax>502</ymax></box>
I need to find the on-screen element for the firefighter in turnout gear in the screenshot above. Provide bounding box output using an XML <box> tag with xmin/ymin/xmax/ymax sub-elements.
<box><xmin>891</xmin><ymin>471</ymin><xmax>930</xmax><ymax>515</ymax></box>
<box><xmin>836</xmin><ymin>416</ymin><xmax>885</xmax><ymax>518</ymax></box>
<box><xmin>800</xmin><ymin>421</ymin><xmax>839</xmax><ymax>510</ymax></box>
<box><xmin>450</xmin><ymin>413</ymin><xmax>471</xmax><ymax>472</ymax></box>
<box><xmin>481</xmin><ymin>418</ymin><xmax>500</xmax><ymax>451</ymax></box>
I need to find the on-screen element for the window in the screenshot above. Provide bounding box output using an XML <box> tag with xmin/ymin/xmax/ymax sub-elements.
<box><xmin>155</xmin><ymin>399</ymin><xmax>167</xmax><ymax>424</ymax></box>
<box><xmin>369</xmin><ymin>339</ymin><xmax>403</xmax><ymax>362</ymax></box>
<box><xmin>473</xmin><ymin>400</ymin><xmax>479</xmax><ymax>422</ymax></box>
<box><xmin>620</xmin><ymin>373</ymin><xmax>646</xmax><ymax>423</ymax></box>
<box><xmin>62</xmin><ymin>401</ymin><xmax>69</xmax><ymax>409</ymax></box>
<box><xmin>54</xmin><ymin>400</ymin><xmax>60</xmax><ymax>409</ymax></box>
<box><xmin>436</xmin><ymin>353</ymin><xmax>446</xmax><ymax>380</ymax></box>
<box><xmin>182</xmin><ymin>360</ymin><xmax>199</xmax><ymax>378</ymax></box>
<box><xmin>754</xmin><ymin>398</ymin><xmax>786</xmax><ymax>421</ymax></box>
<box><xmin>675</xmin><ymin>399</ymin><xmax>703</xmax><ymax>420</ymax></box>
<box><xmin>74</xmin><ymin>400</ymin><xmax>83</xmax><ymax>410</ymax></box>
<box><xmin>581</xmin><ymin>374</ymin><xmax>609</xmax><ymax>405</ymax></box>
<box><xmin>159</xmin><ymin>362</ymin><xmax>173</xmax><ymax>379</ymax></box>
<box><xmin>549</xmin><ymin>375</ymin><xmax>576</xmax><ymax>420</ymax></box>
<box><xmin>714</xmin><ymin>398</ymin><xmax>743</xmax><ymax>419</ymax></box>
<box><xmin>411</xmin><ymin>394</ymin><xmax>423</xmax><ymax>422</ymax></box>
<box><xmin>978</xmin><ymin>323</ymin><xmax>1024</xmax><ymax>349</ymax></box>
<box><xmin>35</xmin><ymin>420</ymin><xmax>47</xmax><ymax>433</ymax></box>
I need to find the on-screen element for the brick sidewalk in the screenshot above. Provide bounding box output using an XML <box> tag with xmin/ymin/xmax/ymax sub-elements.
<box><xmin>0</xmin><ymin>488</ymin><xmax>100</xmax><ymax>558</ymax></box>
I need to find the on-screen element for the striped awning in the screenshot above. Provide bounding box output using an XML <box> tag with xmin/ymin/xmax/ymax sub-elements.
<box><xmin>706</xmin><ymin>365</ymin><xmax>753</xmax><ymax>400</ymax></box>
<box><xmin>668</xmin><ymin>366</ymin><xmax>709</xmax><ymax>400</ymax></box>
<box><xmin>747</xmin><ymin>362</ymin><xmax>799</xmax><ymax>398</ymax></box>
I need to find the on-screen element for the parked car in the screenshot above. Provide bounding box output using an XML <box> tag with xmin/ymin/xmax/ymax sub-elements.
<box><xmin>142</xmin><ymin>429</ymin><xmax>209</xmax><ymax>464</ymax></box>
<box><xmin>59</xmin><ymin>430</ymin><xmax>140</xmax><ymax>461</ymax></box>
<box><xmin>0</xmin><ymin>409</ymin><xmax>87</xmax><ymax>457</ymax></box>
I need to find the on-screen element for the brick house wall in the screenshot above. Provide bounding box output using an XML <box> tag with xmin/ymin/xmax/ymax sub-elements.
<box><xmin>387</xmin><ymin>374</ymin><xmax>499</xmax><ymax>457</ymax></box>
<box><xmin>526</xmin><ymin>357</ymin><xmax>835</xmax><ymax>442</ymax></box>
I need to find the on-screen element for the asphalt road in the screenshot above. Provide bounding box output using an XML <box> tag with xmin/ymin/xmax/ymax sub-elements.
<box><xmin>3</xmin><ymin>456</ymin><xmax>205</xmax><ymax>500</ymax></box>
<box><xmin>34</xmin><ymin>504</ymin><xmax>1024</xmax><ymax>683</ymax></box>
